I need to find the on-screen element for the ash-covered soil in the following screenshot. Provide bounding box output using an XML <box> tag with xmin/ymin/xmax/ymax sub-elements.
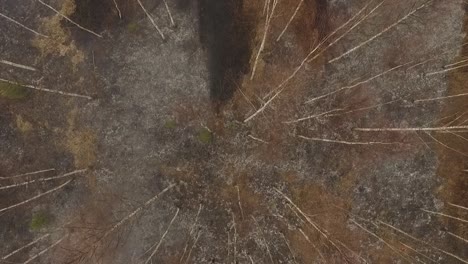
<box><xmin>1</xmin><ymin>0</ymin><xmax>468</xmax><ymax>263</ymax></box>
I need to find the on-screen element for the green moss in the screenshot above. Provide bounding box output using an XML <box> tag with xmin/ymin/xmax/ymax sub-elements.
<box><xmin>127</xmin><ymin>21</ymin><xmax>140</xmax><ymax>33</ymax></box>
<box><xmin>164</xmin><ymin>120</ymin><xmax>177</xmax><ymax>129</ymax></box>
<box><xmin>197</xmin><ymin>128</ymin><xmax>213</xmax><ymax>144</ymax></box>
<box><xmin>30</xmin><ymin>212</ymin><xmax>49</xmax><ymax>231</ymax></box>
<box><xmin>0</xmin><ymin>81</ymin><xmax>29</xmax><ymax>99</ymax></box>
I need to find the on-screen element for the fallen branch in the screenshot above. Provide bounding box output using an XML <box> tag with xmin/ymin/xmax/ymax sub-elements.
<box><xmin>284</xmin><ymin>108</ymin><xmax>344</xmax><ymax>124</ymax></box>
<box><xmin>306</xmin><ymin>63</ymin><xmax>409</xmax><ymax>104</ymax></box>
<box><xmin>244</xmin><ymin>0</ymin><xmax>379</xmax><ymax>122</ymax></box>
<box><xmin>398</xmin><ymin>241</ymin><xmax>437</xmax><ymax>263</ymax></box>
<box><xmin>101</xmin><ymin>184</ymin><xmax>176</xmax><ymax>239</ymax></box>
<box><xmin>448</xmin><ymin>232</ymin><xmax>468</xmax><ymax>244</ymax></box>
<box><xmin>336</xmin><ymin>239</ymin><xmax>369</xmax><ymax>264</ymax></box>
<box><xmin>163</xmin><ymin>0</ymin><xmax>175</xmax><ymax>26</ymax></box>
<box><xmin>251</xmin><ymin>216</ymin><xmax>274</xmax><ymax>263</ymax></box>
<box><xmin>0</xmin><ymin>12</ymin><xmax>49</xmax><ymax>38</ymax></box>
<box><xmin>355</xmin><ymin>125</ymin><xmax>468</xmax><ymax>132</ymax></box>
<box><xmin>136</xmin><ymin>0</ymin><xmax>165</xmax><ymax>40</ymax></box>
<box><xmin>180</xmin><ymin>204</ymin><xmax>203</xmax><ymax>263</ymax></box>
<box><xmin>144</xmin><ymin>208</ymin><xmax>180</xmax><ymax>264</ymax></box>
<box><xmin>37</xmin><ymin>0</ymin><xmax>102</xmax><ymax>38</ymax></box>
<box><xmin>350</xmin><ymin>219</ymin><xmax>410</xmax><ymax>262</ymax></box>
<box><xmin>275</xmin><ymin>188</ymin><xmax>347</xmax><ymax>261</ymax></box>
<box><xmin>414</xmin><ymin>92</ymin><xmax>468</xmax><ymax>103</ymax></box>
<box><xmin>422</xmin><ymin>209</ymin><xmax>468</xmax><ymax>224</ymax></box>
<box><xmin>23</xmin><ymin>236</ymin><xmax>66</xmax><ymax>264</ymax></box>
<box><xmin>0</xmin><ymin>169</ymin><xmax>86</xmax><ymax>190</ymax></box>
<box><xmin>379</xmin><ymin>220</ymin><xmax>468</xmax><ymax>264</ymax></box>
<box><xmin>449</xmin><ymin>203</ymin><xmax>468</xmax><ymax>212</ymax></box>
<box><xmin>0</xmin><ymin>60</ymin><xmax>37</xmax><ymax>71</ymax></box>
<box><xmin>424</xmin><ymin>132</ymin><xmax>468</xmax><ymax>157</ymax></box>
<box><xmin>2</xmin><ymin>233</ymin><xmax>50</xmax><ymax>260</ymax></box>
<box><xmin>184</xmin><ymin>229</ymin><xmax>202</xmax><ymax>264</ymax></box>
<box><xmin>298</xmin><ymin>135</ymin><xmax>398</xmax><ymax>146</ymax></box>
<box><xmin>0</xmin><ymin>168</ymin><xmax>55</xmax><ymax>180</ymax></box>
<box><xmin>298</xmin><ymin>228</ymin><xmax>326</xmax><ymax>262</ymax></box>
<box><xmin>0</xmin><ymin>179</ymin><xmax>73</xmax><ymax>213</ymax></box>
<box><xmin>248</xmin><ymin>134</ymin><xmax>269</xmax><ymax>144</ymax></box>
<box><xmin>251</xmin><ymin>0</ymin><xmax>279</xmax><ymax>80</ymax></box>
<box><xmin>112</xmin><ymin>0</ymin><xmax>122</xmax><ymax>19</ymax></box>
<box><xmin>276</xmin><ymin>0</ymin><xmax>304</xmax><ymax>42</ymax></box>
<box><xmin>328</xmin><ymin>1</ymin><xmax>431</xmax><ymax>63</ymax></box>
<box><xmin>0</xmin><ymin>78</ymin><xmax>92</xmax><ymax>99</ymax></box>
<box><xmin>426</xmin><ymin>62</ymin><xmax>468</xmax><ymax>76</ymax></box>
<box><xmin>236</xmin><ymin>186</ymin><xmax>245</xmax><ymax>221</ymax></box>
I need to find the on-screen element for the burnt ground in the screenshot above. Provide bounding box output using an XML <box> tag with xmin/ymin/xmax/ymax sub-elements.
<box><xmin>0</xmin><ymin>0</ymin><xmax>468</xmax><ymax>263</ymax></box>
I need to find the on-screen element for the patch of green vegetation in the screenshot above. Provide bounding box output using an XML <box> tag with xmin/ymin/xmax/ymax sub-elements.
<box><xmin>0</xmin><ymin>81</ymin><xmax>29</xmax><ymax>99</ymax></box>
<box><xmin>127</xmin><ymin>21</ymin><xmax>140</xmax><ymax>33</ymax></box>
<box><xmin>30</xmin><ymin>212</ymin><xmax>49</xmax><ymax>231</ymax></box>
<box><xmin>197</xmin><ymin>128</ymin><xmax>213</xmax><ymax>144</ymax></box>
<box><xmin>164</xmin><ymin>120</ymin><xmax>177</xmax><ymax>129</ymax></box>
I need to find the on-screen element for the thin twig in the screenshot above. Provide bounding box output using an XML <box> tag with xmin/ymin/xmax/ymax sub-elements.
<box><xmin>379</xmin><ymin>220</ymin><xmax>468</xmax><ymax>264</ymax></box>
<box><xmin>425</xmin><ymin>132</ymin><xmax>468</xmax><ymax>157</ymax></box>
<box><xmin>398</xmin><ymin>241</ymin><xmax>436</xmax><ymax>263</ymax></box>
<box><xmin>37</xmin><ymin>0</ymin><xmax>102</xmax><ymax>38</ymax></box>
<box><xmin>350</xmin><ymin>219</ymin><xmax>410</xmax><ymax>262</ymax></box>
<box><xmin>414</xmin><ymin>92</ymin><xmax>468</xmax><ymax>103</ymax></box>
<box><xmin>251</xmin><ymin>0</ymin><xmax>279</xmax><ymax>80</ymax></box>
<box><xmin>422</xmin><ymin>209</ymin><xmax>468</xmax><ymax>223</ymax></box>
<box><xmin>2</xmin><ymin>234</ymin><xmax>50</xmax><ymax>260</ymax></box>
<box><xmin>184</xmin><ymin>229</ymin><xmax>202</xmax><ymax>264</ymax></box>
<box><xmin>23</xmin><ymin>236</ymin><xmax>66</xmax><ymax>264</ymax></box>
<box><xmin>252</xmin><ymin>216</ymin><xmax>274</xmax><ymax>263</ymax></box>
<box><xmin>112</xmin><ymin>0</ymin><xmax>122</xmax><ymax>19</ymax></box>
<box><xmin>448</xmin><ymin>203</ymin><xmax>468</xmax><ymax>212</ymax></box>
<box><xmin>328</xmin><ymin>1</ymin><xmax>431</xmax><ymax>63</ymax></box>
<box><xmin>244</xmin><ymin>0</ymin><xmax>379</xmax><ymax>122</ymax></box>
<box><xmin>355</xmin><ymin>125</ymin><xmax>468</xmax><ymax>132</ymax></box>
<box><xmin>0</xmin><ymin>169</ymin><xmax>87</xmax><ymax>191</ymax></box>
<box><xmin>0</xmin><ymin>60</ymin><xmax>37</xmax><ymax>71</ymax></box>
<box><xmin>0</xmin><ymin>179</ymin><xmax>73</xmax><ymax>214</ymax></box>
<box><xmin>0</xmin><ymin>12</ymin><xmax>49</xmax><ymax>38</ymax></box>
<box><xmin>426</xmin><ymin>62</ymin><xmax>468</xmax><ymax>76</ymax></box>
<box><xmin>447</xmin><ymin>232</ymin><xmax>468</xmax><ymax>244</ymax></box>
<box><xmin>276</xmin><ymin>0</ymin><xmax>304</xmax><ymax>42</ymax></box>
<box><xmin>144</xmin><ymin>208</ymin><xmax>180</xmax><ymax>264</ymax></box>
<box><xmin>136</xmin><ymin>0</ymin><xmax>165</xmax><ymax>40</ymax></box>
<box><xmin>236</xmin><ymin>186</ymin><xmax>245</xmax><ymax>221</ymax></box>
<box><xmin>298</xmin><ymin>135</ymin><xmax>398</xmax><ymax>146</ymax></box>
<box><xmin>231</xmin><ymin>211</ymin><xmax>237</xmax><ymax>264</ymax></box>
<box><xmin>0</xmin><ymin>78</ymin><xmax>92</xmax><ymax>99</ymax></box>
<box><xmin>0</xmin><ymin>168</ymin><xmax>55</xmax><ymax>180</ymax></box>
<box><xmin>298</xmin><ymin>228</ymin><xmax>326</xmax><ymax>262</ymax></box>
<box><xmin>275</xmin><ymin>188</ymin><xmax>347</xmax><ymax>261</ymax></box>
<box><xmin>180</xmin><ymin>205</ymin><xmax>202</xmax><ymax>263</ymax></box>
<box><xmin>102</xmin><ymin>184</ymin><xmax>176</xmax><ymax>239</ymax></box>
<box><xmin>336</xmin><ymin>239</ymin><xmax>368</xmax><ymax>264</ymax></box>
<box><xmin>284</xmin><ymin>108</ymin><xmax>344</xmax><ymax>124</ymax></box>
<box><xmin>306</xmin><ymin>63</ymin><xmax>409</xmax><ymax>104</ymax></box>
<box><xmin>163</xmin><ymin>0</ymin><xmax>175</xmax><ymax>26</ymax></box>
<box><xmin>248</xmin><ymin>134</ymin><xmax>269</xmax><ymax>144</ymax></box>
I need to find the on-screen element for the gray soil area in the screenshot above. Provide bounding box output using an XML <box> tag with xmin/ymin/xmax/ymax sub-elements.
<box><xmin>1</xmin><ymin>0</ymin><xmax>468</xmax><ymax>263</ymax></box>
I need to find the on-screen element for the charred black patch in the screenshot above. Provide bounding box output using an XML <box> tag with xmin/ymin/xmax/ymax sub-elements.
<box><xmin>198</xmin><ymin>0</ymin><xmax>253</xmax><ymax>106</ymax></box>
<box><xmin>70</xmin><ymin>0</ymin><xmax>117</xmax><ymax>31</ymax></box>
